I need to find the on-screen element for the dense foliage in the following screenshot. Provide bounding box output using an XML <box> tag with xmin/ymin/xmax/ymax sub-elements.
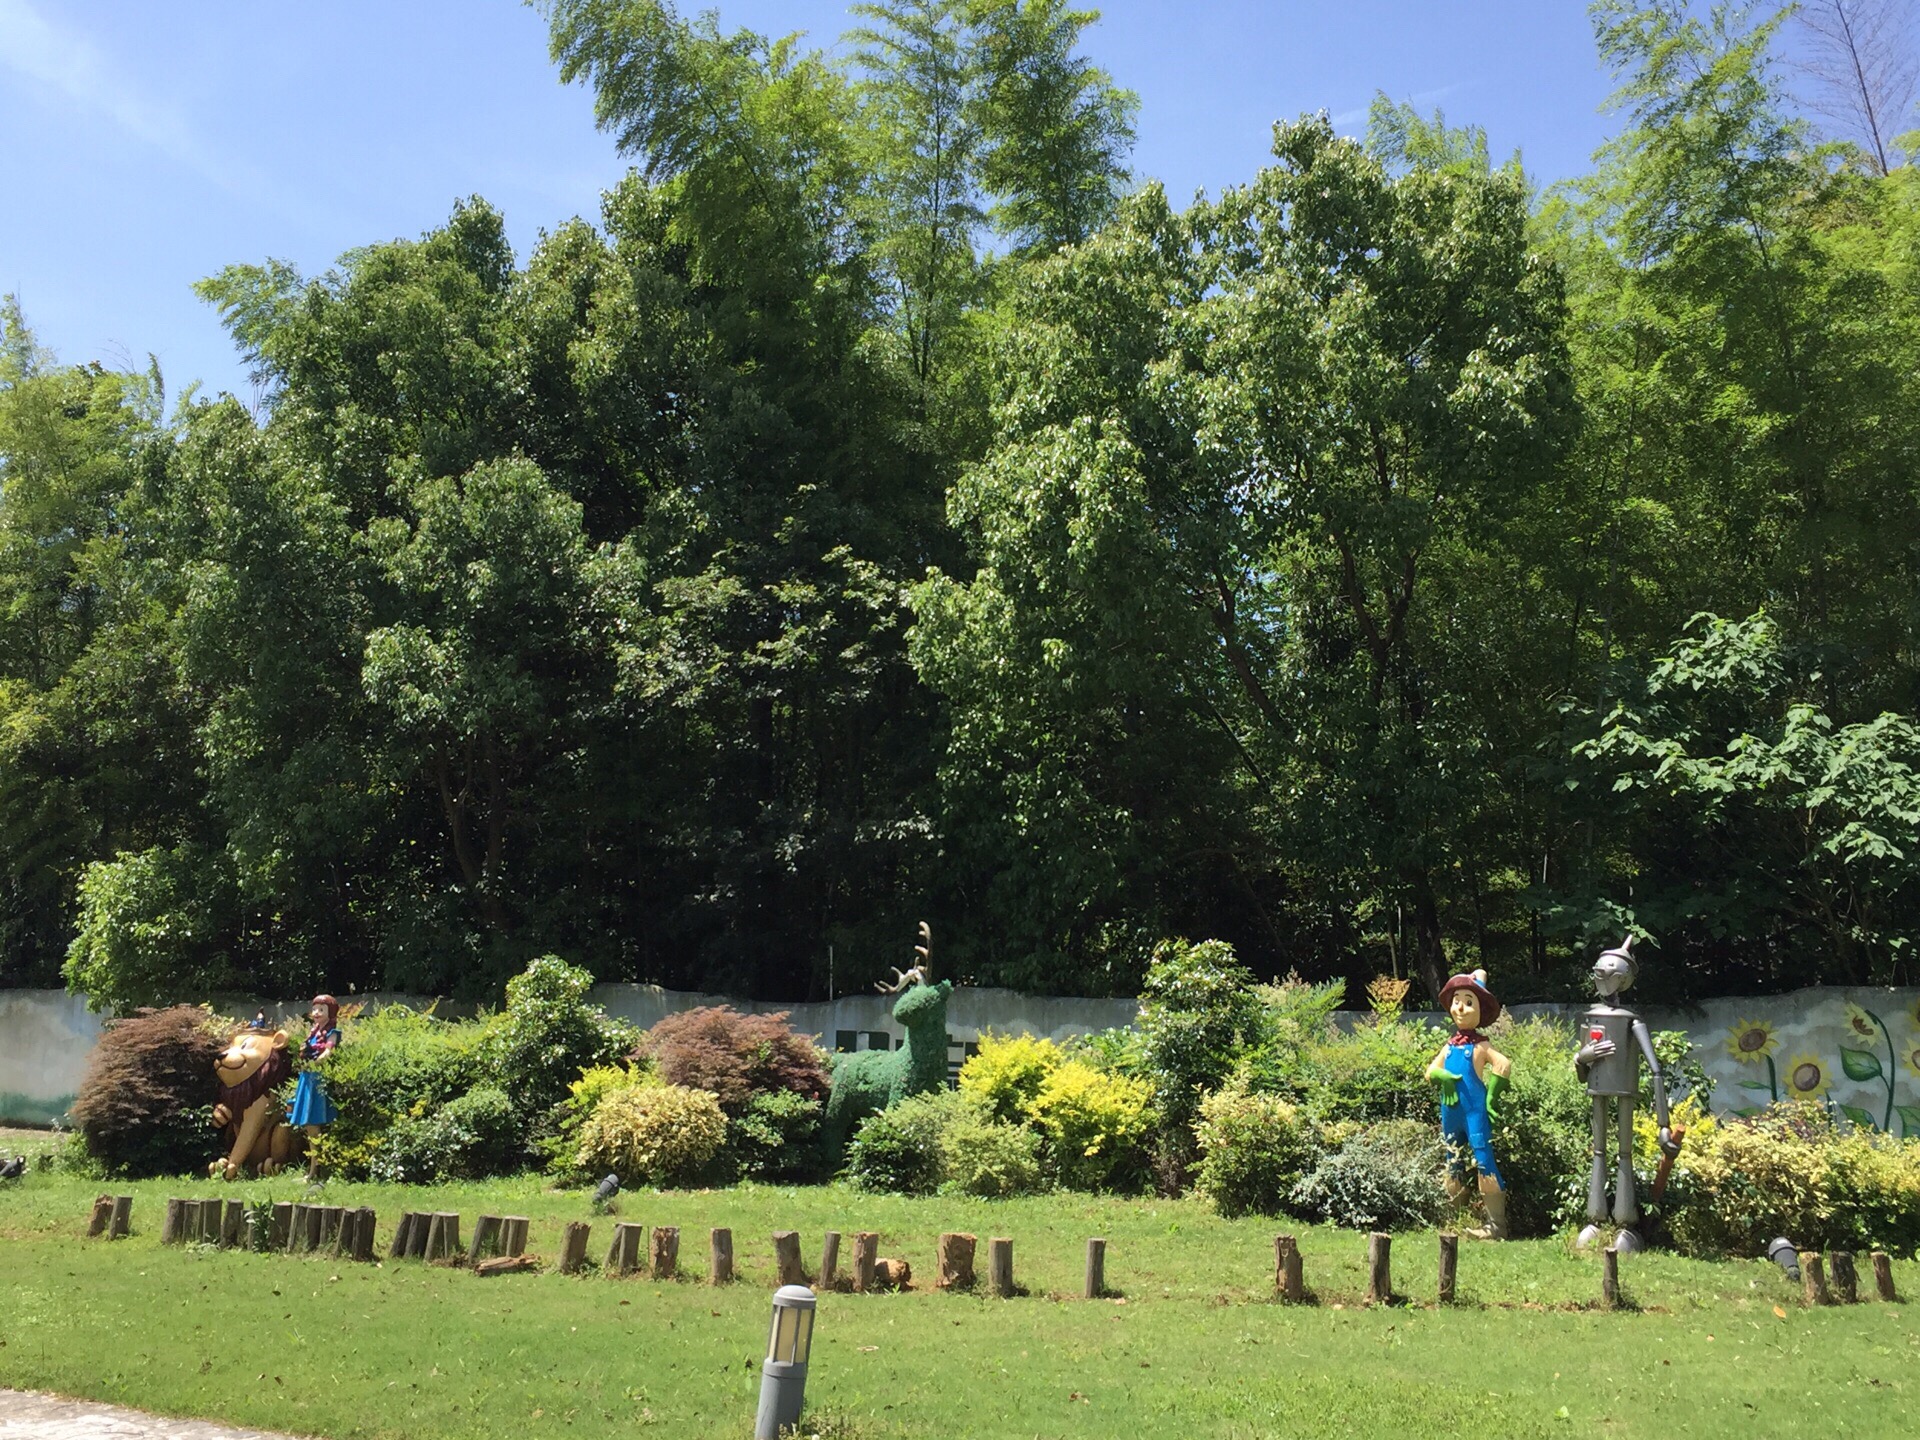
<box><xmin>6</xmin><ymin>3</ymin><xmax>1920</xmax><ymax>1008</ymax></box>
<box><xmin>68</xmin><ymin>1005</ymin><xmax>232</xmax><ymax>1178</ymax></box>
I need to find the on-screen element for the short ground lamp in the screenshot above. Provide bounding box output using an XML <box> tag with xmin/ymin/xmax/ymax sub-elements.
<box><xmin>755</xmin><ymin>1284</ymin><xmax>817</xmax><ymax>1439</ymax></box>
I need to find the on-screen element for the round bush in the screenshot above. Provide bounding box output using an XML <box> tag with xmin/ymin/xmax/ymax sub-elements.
<box><xmin>574</xmin><ymin>1083</ymin><xmax>728</xmax><ymax>1188</ymax></box>
<box><xmin>938</xmin><ymin>1107</ymin><xmax>1046</xmax><ymax>1198</ymax></box>
<box><xmin>69</xmin><ymin>1005</ymin><xmax>231</xmax><ymax>1178</ymax></box>
<box><xmin>368</xmin><ymin>1085</ymin><xmax>524</xmax><ymax>1184</ymax></box>
<box><xmin>1193</xmin><ymin>1082</ymin><xmax>1316</xmax><ymax>1218</ymax></box>
<box><xmin>958</xmin><ymin>1032</ymin><xmax>1062</xmax><ymax>1123</ymax></box>
<box><xmin>1025</xmin><ymin>1059</ymin><xmax>1155</xmax><ymax>1192</ymax></box>
<box><xmin>639</xmin><ymin>1006</ymin><xmax>830</xmax><ymax>1116</ymax></box>
<box><xmin>1288</xmin><ymin>1119</ymin><xmax>1446</xmax><ymax>1231</ymax></box>
<box><xmin>845</xmin><ymin>1089</ymin><xmax>980</xmax><ymax>1194</ymax></box>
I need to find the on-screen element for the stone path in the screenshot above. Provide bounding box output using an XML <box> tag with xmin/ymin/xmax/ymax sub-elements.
<box><xmin>0</xmin><ymin>1390</ymin><xmax>303</xmax><ymax>1439</ymax></box>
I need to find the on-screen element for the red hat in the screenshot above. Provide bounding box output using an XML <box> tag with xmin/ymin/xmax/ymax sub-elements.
<box><xmin>1437</xmin><ymin>970</ymin><xmax>1501</xmax><ymax>1025</ymax></box>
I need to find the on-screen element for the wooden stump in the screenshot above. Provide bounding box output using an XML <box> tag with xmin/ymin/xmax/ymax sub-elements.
<box><xmin>772</xmin><ymin>1230</ymin><xmax>807</xmax><ymax>1287</ymax></box>
<box><xmin>988</xmin><ymin>1237</ymin><xmax>1014</xmax><ymax>1299</ymax></box>
<box><xmin>1438</xmin><ymin>1232</ymin><xmax>1458</xmax><ymax>1305</ymax></box>
<box><xmin>1366</xmin><ymin>1233</ymin><xmax>1392</xmax><ymax>1305</ymax></box>
<box><xmin>874</xmin><ymin>1257</ymin><xmax>912</xmax><ymax>1290</ymax></box>
<box><xmin>471</xmin><ymin>1214</ymin><xmax>503</xmax><ymax>1261</ymax></box>
<box><xmin>221</xmin><ymin>1199</ymin><xmax>244</xmax><ymax>1249</ymax></box>
<box><xmin>503</xmin><ymin>1216</ymin><xmax>530</xmax><ymax>1257</ymax></box>
<box><xmin>271</xmin><ymin>1202</ymin><xmax>293</xmax><ymax>1252</ymax></box>
<box><xmin>424</xmin><ymin>1211</ymin><xmax>461</xmax><ymax>1263</ymax></box>
<box><xmin>109</xmin><ymin>1195</ymin><xmax>132</xmax><ymax>1240</ymax></box>
<box><xmin>161</xmin><ymin>1197</ymin><xmax>186</xmax><ymax>1246</ymax></box>
<box><xmin>201</xmin><ymin>1198</ymin><xmax>224</xmax><ymax>1244</ymax></box>
<box><xmin>607</xmin><ymin>1221</ymin><xmax>643</xmax><ymax>1276</ymax></box>
<box><xmin>389</xmin><ymin>1211</ymin><xmax>416</xmax><ymax>1259</ymax></box>
<box><xmin>1872</xmin><ymin>1251</ymin><xmax>1897</xmax><ymax>1302</ymax></box>
<box><xmin>406</xmin><ymin>1210</ymin><xmax>432</xmax><ymax>1259</ymax></box>
<box><xmin>1829</xmin><ymin>1250</ymin><xmax>1858</xmax><ymax>1304</ymax></box>
<box><xmin>852</xmin><ymin>1232</ymin><xmax>878</xmax><ymax>1294</ymax></box>
<box><xmin>353</xmin><ymin>1208</ymin><xmax>377</xmax><ymax>1263</ymax></box>
<box><xmin>1084</xmin><ymin>1238</ymin><xmax>1107</xmax><ymax>1300</ymax></box>
<box><xmin>317</xmin><ymin>1206</ymin><xmax>343</xmax><ymax>1250</ymax></box>
<box><xmin>650</xmin><ymin>1225</ymin><xmax>680</xmax><ymax>1280</ymax></box>
<box><xmin>937</xmin><ymin>1233</ymin><xmax>976</xmax><ymax>1291</ymax></box>
<box><xmin>302</xmin><ymin>1204</ymin><xmax>325</xmax><ymax>1254</ymax></box>
<box><xmin>818</xmin><ymin>1231</ymin><xmax>841</xmax><ymax>1290</ymax></box>
<box><xmin>1801</xmin><ymin>1251</ymin><xmax>1830</xmax><ymax>1307</ymax></box>
<box><xmin>1601</xmin><ymin>1245</ymin><xmax>1620</xmax><ymax>1310</ymax></box>
<box><xmin>332</xmin><ymin>1209</ymin><xmax>359</xmax><ymax>1259</ymax></box>
<box><xmin>1274</xmin><ymin>1235</ymin><xmax>1303</xmax><ymax>1303</ymax></box>
<box><xmin>88</xmin><ymin>1195</ymin><xmax>114</xmax><ymax>1238</ymax></box>
<box><xmin>560</xmin><ymin>1221</ymin><xmax>592</xmax><ymax>1275</ymax></box>
<box><xmin>284</xmin><ymin>1203</ymin><xmax>308</xmax><ymax>1253</ymax></box>
<box><xmin>709</xmin><ymin>1227</ymin><xmax>734</xmax><ymax>1285</ymax></box>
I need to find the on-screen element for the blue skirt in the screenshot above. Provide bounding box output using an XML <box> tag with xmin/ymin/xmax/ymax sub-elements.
<box><xmin>287</xmin><ymin>1069</ymin><xmax>337</xmax><ymax>1127</ymax></box>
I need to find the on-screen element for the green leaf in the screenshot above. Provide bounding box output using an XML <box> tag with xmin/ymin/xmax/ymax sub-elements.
<box><xmin>1738</xmin><ymin>1079</ymin><xmax>1775</xmax><ymax>1091</ymax></box>
<box><xmin>1839</xmin><ymin>1047</ymin><xmax>1883</xmax><ymax>1082</ymax></box>
<box><xmin>1895</xmin><ymin>1105</ymin><xmax>1920</xmax><ymax>1138</ymax></box>
<box><xmin>1729</xmin><ymin>1106</ymin><xmax>1763</xmax><ymax>1118</ymax></box>
<box><xmin>1838</xmin><ymin>1104</ymin><xmax>1878</xmax><ymax>1132</ymax></box>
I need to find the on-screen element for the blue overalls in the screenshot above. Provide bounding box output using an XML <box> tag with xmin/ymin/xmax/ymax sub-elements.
<box><xmin>1439</xmin><ymin>1037</ymin><xmax>1503</xmax><ymax>1188</ymax></box>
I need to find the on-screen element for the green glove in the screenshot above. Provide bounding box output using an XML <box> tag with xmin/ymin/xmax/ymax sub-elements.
<box><xmin>1430</xmin><ymin>1070</ymin><xmax>1459</xmax><ymax>1107</ymax></box>
<box><xmin>1485</xmin><ymin>1070</ymin><xmax>1510</xmax><ymax>1125</ymax></box>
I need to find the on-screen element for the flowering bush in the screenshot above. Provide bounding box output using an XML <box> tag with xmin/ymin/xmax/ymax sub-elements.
<box><xmin>1025</xmin><ymin>1059</ymin><xmax>1155</xmax><ymax>1192</ymax></box>
<box><xmin>574</xmin><ymin>1083</ymin><xmax>728</xmax><ymax>1187</ymax></box>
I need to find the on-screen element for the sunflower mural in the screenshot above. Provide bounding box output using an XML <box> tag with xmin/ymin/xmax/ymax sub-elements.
<box><xmin>1835</xmin><ymin>1002</ymin><xmax>1905</xmax><ymax>1134</ymax></box>
<box><xmin>1781</xmin><ymin>1054</ymin><xmax>1832</xmax><ymax>1103</ymax></box>
<box><xmin>1725</xmin><ymin>1017</ymin><xmax>1780</xmax><ymax>1102</ymax></box>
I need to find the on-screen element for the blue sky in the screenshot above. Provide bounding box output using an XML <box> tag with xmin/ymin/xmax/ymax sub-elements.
<box><xmin>3</xmin><ymin>1</ymin><xmax>1623</xmax><ymax>404</ymax></box>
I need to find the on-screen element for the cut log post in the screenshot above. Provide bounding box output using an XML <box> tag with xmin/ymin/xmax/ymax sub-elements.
<box><xmin>937</xmin><ymin>1232</ymin><xmax>976</xmax><ymax>1291</ymax></box>
<box><xmin>560</xmin><ymin>1221</ymin><xmax>592</xmax><ymax>1275</ymax></box>
<box><xmin>772</xmin><ymin>1230</ymin><xmax>807</xmax><ymax>1287</ymax></box>
<box><xmin>332</xmin><ymin>1209</ymin><xmax>358</xmax><ymax>1259</ymax></box>
<box><xmin>317</xmin><ymin>1206</ymin><xmax>343</xmax><ymax>1250</ymax></box>
<box><xmin>1274</xmin><ymin>1235</ymin><xmax>1303</xmax><ymax>1303</ymax></box>
<box><xmin>353</xmin><ymin>1208</ymin><xmax>377</xmax><ymax>1263</ymax></box>
<box><xmin>388</xmin><ymin>1211</ymin><xmax>415</xmax><ymax>1259</ymax></box>
<box><xmin>607</xmin><ymin>1221</ymin><xmax>643</xmax><ymax>1275</ymax></box>
<box><xmin>271</xmin><ymin>1202</ymin><xmax>293</xmax><ymax>1252</ymax></box>
<box><xmin>474</xmin><ymin>1255</ymin><xmax>538</xmax><ymax>1277</ymax></box>
<box><xmin>406</xmin><ymin>1210</ymin><xmax>432</xmax><ymax>1259</ymax></box>
<box><xmin>1601</xmin><ymin>1246</ymin><xmax>1620</xmax><ymax>1310</ymax></box>
<box><xmin>1801</xmin><ymin>1251</ymin><xmax>1830</xmax><ymax>1307</ymax></box>
<box><xmin>1366</xmin><ymin>1233</ymin><xmax>1392</xmax><ymax>1305</ymax></box>
<box><xmin>1829</xmin><ymin>1250</ymin><xmax>1858</xmax><ymax>1304</ymax></box>
<box><xmin>302</xmin><ymin>1204</ymin><xmax>325</xmax><ymax>1254</ymax></box>
<box><xmin>1084</xmin><ymin>1238</ymin><xmax>1107</xmax><ymax>1300</ymax></box>
<box><xmin>471</xmin><ymin>1214</ymin><xmax>503</xmax><ymax>1261</ymax></box>
<box><xmin>424</xmin><ymin>1212</ymin><xmax>462</xmax><ymax>1263</ymax></box>
<box><xmin>818</xmin><ymin>1231</ymin><xmax>841</xmax><ymax>1290</ymax></box>
<box><xmin>874</xmin><ymin>1257</ymin><xmax>912</xmax><ymax>1290</ymax></box>
<box><xmin>503</xmin><ymin>1216</ymin><xmax>529</xmax><ymax>1257</ymax></box>
<box><xmin>1438</xmin><ymin>1232</ymin><xmax>1458</xmax><ymax>1305</ymax></box>
<box><xmin>284</xmin><ymin>1203</ymin><xmax>309</xmax><ymax>1253</ymax></box>
<box><xmin>162</xmin><ymin>1197</ymin><xmax>186</xmax><ymax>1246</ymax></box>
<box><xmin>709</xmin><ymin>1227</ymin><xmax>734</xmax><ymax>1285</ymax></box>
<box><xmin>1872</xmin><ymin>1251</ymin><xmax>1897</xmax><ymax>1302</ymax></box>
<box><xmin>200</xmin><ymin>1198</ymin><xmax>224</xmax><ymax>1244</ymax></box>
<box><xmin>222</xmin><ymin>1199</ymin><xmax>244</xmax><ymax>1249</ymax></box>
<box><xmin>651</xmin><ymin>1225</ymin><xmax>680</xmax><ymax>1280</ymax></box>
<box><xmin>852</xmin><ymin>1232</ymin><xmax>878</xmax><ymax>1294</ymax></box>
<box><xmin>109</xmin><ymin>1195</ymin><xmax>132</xmax><ymax>1240</ymax></box>
<box><xmin>88</xmin><ymin>1195</ymin><xmax>114</xmax><ymax>1237</ymax></box>
<box><xmin>988</xmin><ymin>1237</ymin><xmax>1014</xmax><ymax>1299</ymax></box>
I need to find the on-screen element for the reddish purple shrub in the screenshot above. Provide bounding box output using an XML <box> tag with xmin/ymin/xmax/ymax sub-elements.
<box><xmin>638</xmin><ymin>1007</ymin><xmax>830</xmax><ymax>1116</ymax></box>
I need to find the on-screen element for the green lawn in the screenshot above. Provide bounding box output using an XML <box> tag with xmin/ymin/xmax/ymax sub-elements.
<box><xmin>1</xmin><ymin>1162</ymin><xmax>1914</xmax><ymax>1438</ymax></box>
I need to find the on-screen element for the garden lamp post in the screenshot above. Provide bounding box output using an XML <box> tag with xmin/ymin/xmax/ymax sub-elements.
<box><xmin>755</xmin><ymin>1284</ymin><xmax>816</xmax><ymax>1439</ymax></box>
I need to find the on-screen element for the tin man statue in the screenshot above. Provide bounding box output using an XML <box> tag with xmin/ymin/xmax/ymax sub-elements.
<box><xmin>1574</xmin><ymin>935</ymin><xmax>1679</xmax><ymax>1252</ymax></box>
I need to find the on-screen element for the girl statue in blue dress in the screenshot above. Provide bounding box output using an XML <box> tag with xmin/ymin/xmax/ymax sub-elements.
<box><xmin>287</xmin><ymin>993</ymin><xmax>341</xmax><ymax>1138</ymax></box>
<box><xmin>1425</xmin><ymin>969</ymin><xmax>1513</xmax><ymax>1239</ymax></box>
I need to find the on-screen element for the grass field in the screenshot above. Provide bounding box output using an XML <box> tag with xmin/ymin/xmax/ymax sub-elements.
<box><xmin>0</xmin><ymin>1142</ymin><xmax>1915</xmax><ymax>1439</ymax></box>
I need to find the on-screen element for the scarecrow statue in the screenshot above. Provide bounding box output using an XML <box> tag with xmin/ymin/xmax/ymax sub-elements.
<box><xmin>1426</xmin><ymin>969</ymin><xmax>1512</xmax><ymax>1240</ymax></box>
<box><xmin>1574</xmin><ymin>935</ymin><xmax>1679</xmax><ymax>1252</ymax></box>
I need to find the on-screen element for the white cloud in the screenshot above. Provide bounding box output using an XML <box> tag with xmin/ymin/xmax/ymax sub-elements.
<box><xmin>0</xmin><ymin>0</ymin><xmax>238</xmax><ymax>191</ymax></box>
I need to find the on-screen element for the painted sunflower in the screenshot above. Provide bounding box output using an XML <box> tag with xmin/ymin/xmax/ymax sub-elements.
<box><xmin>1725</xmin><ymin>1018</ymin><xmax>1777</xmax><ymax>1065</ymax></box>
<box><xmin>1782</xmin><ymin>1054</ymin><xmax>1832</xmax><ymax>1101</ymax></box>
<box><xmin>1904</xmin><ymin>1041</ymin><xmax>1920</xmax><ymax>1082</ymax></box>
<box><xmin>1844</xmin><ymin>1003</ymin><xmax>1880</xmax><ymax>1044</ymax></box>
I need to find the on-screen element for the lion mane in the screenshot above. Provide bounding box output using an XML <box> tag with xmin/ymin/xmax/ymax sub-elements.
<box><xmin>217</xmin><ymin>1040</ymin><xmax>292</xmax><ymax>1119</ymax></box>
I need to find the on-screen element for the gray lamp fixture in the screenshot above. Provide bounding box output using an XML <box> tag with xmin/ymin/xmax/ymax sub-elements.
<box><xmin>755</xmin><ymin>1284</ymin><xmax>817</xmax><ymax>1439</ymax></box>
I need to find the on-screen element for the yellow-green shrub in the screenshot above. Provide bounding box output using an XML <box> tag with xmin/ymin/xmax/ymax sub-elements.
<box><xmin>1665</xmin><ymin>1104</ymin><xmax>1920</xmax><ymax>1258</ymax></box>
<box><xmin>1192</xmin><ymin>1081</ymin><xmax>1316</xmax><ymax>1218</ymax></box>
<box><xmin>1025</xmin><ymin>1059</ymin><xmax>1155</xmax><ymax>1191</ymax></box>
<box><xmin>958</xmin><ymin>1032</ymin><xmax>1063</xmax><ymax>1123</ymax></box>
<box><xmin>574</xmin><ymin>1083</ymin><xmax>727</xmax><ymax>1187</ymax></box>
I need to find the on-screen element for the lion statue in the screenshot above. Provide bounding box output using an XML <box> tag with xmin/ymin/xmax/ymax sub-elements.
<box><xmin>209</xmin><ymin>1028</ymin><xmax>302</xmax><ymax>1181</ymax></box>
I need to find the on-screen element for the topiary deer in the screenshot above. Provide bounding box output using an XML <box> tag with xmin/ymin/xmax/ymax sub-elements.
<box><xmin>823</xmin><ymin>922</ymin><xmax>952</xmax><ymax>1158</ymax></box>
